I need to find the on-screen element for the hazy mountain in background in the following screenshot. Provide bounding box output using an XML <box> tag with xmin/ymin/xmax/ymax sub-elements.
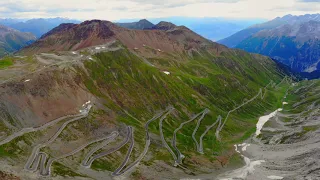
<box><xmin>116</xmin><ymin>17</ymin><xmax>266</xmax><ymax>41</ymax></box>
<box><xmin>238</xmin><ymin>21</ymin><xmax>320</xmax><ymax>72</ymax></box>
<box><xmin>219</xmin><ymin>14</ymin><xmax>320</xmax><ymax>47</ymax></box>
<box><xmin>0</xmin><ymin>25</ymin><xmax>36</xmax><ymax>57</ymax></box>
<box><xmin>219</xmin><ymin>14</ymin><xmax>320</xmax><ymax>74</ymax></box>
<box><xmin>0</xmin><ymin>18</ymin><xmax>81</xmax><ymax>38</ymax></box>
<box><xmin>0</xmin><ymin>18</ymin><xmax>24</xmax><ymax>26</ymax></box>
<box><xmin>0</xmin><ymin>17</ymin><xmax>264</xmax><ymax>41</ymax></box>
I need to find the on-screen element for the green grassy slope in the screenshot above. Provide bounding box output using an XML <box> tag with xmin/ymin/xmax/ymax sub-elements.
<box><xmin>72</xmin><ymin>45</ymin><xmax>290</xmax><ymax>170</ymax></box>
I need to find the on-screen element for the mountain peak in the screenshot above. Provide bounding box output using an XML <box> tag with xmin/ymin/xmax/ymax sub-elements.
<box><xmin>283</xmin><ymin>14</ymin><xmax>293</xmax><ymax>18</ymax></box>
<box><xmin>138</xmin><ymin>19</ymin><xmax>150</xmax><ymax>23</ymax></box>
<box><xmin>81</xmin><ymin>19</ymin><xmax>112</xmax><ymax>25</ymax></box>
<box><xmin>22</xmin><ymin>20</ymin><xmax>117</xmax><ymax>54</ymax></box>
<box><xmin>116</xmin><ymin>19</ymin><xmax>154</xmax><ymax>30</ymax></box>
<box><xmin>153</xmin><ymin>21</ymin><xmax>177</xmax><ymax>30</ymax></box>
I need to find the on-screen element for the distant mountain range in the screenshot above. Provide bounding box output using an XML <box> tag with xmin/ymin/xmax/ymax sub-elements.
<box><xmin>116</xmin><ymin>17</ymin><xmax>265</xmax><ymax>41</ymax></box>
<box><xmin>0</xmin><ymin>18</ymin><xmax>81</xmax><ymax>38</ymax></box>
<box><xmin>219</xmin><ymin>14</ymin><xmax>320</xmax><ymax>74</ymax></box>
<box><xmin>0</xmin><ymin>25</ymin><xmax>36</xmax><ymax>57</ymax></box>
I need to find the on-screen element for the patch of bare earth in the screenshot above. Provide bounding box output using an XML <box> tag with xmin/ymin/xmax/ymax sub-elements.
<box><xmin>0</xmin><ymin>171</ymin><xmax>20</xmax><ymax>180</ymax></box>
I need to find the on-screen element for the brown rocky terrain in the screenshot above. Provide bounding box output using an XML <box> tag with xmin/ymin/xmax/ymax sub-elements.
<box><xmin>21</xmin><ymin>20</ymin><xmax>227</xmax><ymax>58</ymax></box>
<box><xmin>0</xmin><ymin>171</ymin><xmax>20</xmax><ymax>180</ymax></box>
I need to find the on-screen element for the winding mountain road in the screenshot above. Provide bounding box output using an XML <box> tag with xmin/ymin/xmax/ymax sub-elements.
<box><xmin>0</xmin><ymin>113</ymin><xmax>85</xmax><ymax>146</ymax></box>
<box><xmin>17</xmin><ymin>76</ymin><xmax>293</xmax><ymax>177</ymax></box>
<box><xmin>112</xmin><ymin>108</ymin><xmax>172</xmax><ymax>176</ymax></box>
<box><xmin>190</xmin><ymin>109</ymin><xmax>210</xmax><ymax>153</ymax></box>
<box><xmin>217</xmin><ymin>88</ymin><xmax>264</xmax><ymax>134</ymax></box>
<box><xmin>275</xmin><ymin>76</ymin><xmax>289</xmax><ymax>89</ymax></box>
<box><xmin>111</xmin><ymin>127</ymin><xmax>134</xmax><ymax>176</ymax></box>
<box><xmin>198</xmin><ymin>115</ymin><xmax>222</xmax><ymax>153</ymax></box>
<box><xmin>81</xmin><ymin>132</ymin><xmax>120</xmax><ymax>168</ymax></box>
<box><xmin>190</xmin><ymin>79</ymin><xmax>287</xmax><ymax>154</ymax></box>
<box><xmin>24</xmin><ymin>105</ymin><xmax>92</xmax><ymax>175</ymax></box>
<box><xmin>82</xmin><ymin>126</ymin><xmax>132</xmax><ymax>168</ymax></box>
<box><xmin>172</xmin><ymin>108</ymin><xmax>209</xmax><ymax>163</ymax></box>
<box><xmin>216</xmin><ymin>78</ymin><xmax>290</xmax><ymax>140</ymax></box>
<box><xmin>41</xmin><ymin>131</ymin><xmax>119</xmax><ymax>176</ymax></box>
<box><xmin>158</xmin><ymin>107</ymin><xmax>178</xmax><ymax>166</ymax></box>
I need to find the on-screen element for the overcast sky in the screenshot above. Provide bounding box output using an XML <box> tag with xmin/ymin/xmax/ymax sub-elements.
<box><xmin>0</xmin><ymin>0</ymin><xmax>319</xmax><ymax>20</ymax></box>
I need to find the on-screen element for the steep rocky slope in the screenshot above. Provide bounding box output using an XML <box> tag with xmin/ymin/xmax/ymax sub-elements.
<box><xmin>0</xmin><ymin>26</ymin><xmax>36</xmax><ymax>57</ymax></box>
<box><xmin>0</xmin><ymin>20</ymin><xmax>308</xmax><ymax>179</ymax></box>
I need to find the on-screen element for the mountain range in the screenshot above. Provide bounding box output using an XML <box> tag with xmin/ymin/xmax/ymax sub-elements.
<box><xmin>0</xmin><ymin>18</ymin><xmax>81</xmax><ymax>38</ymax></box>
<box><xmin>0</xmin><ymin>25</ymin><xmax>36</xmax><ymax>57</ymax></box>
<box><xmin>219</xmin><ymin>14</ymin><xmax>320</xmax><ymax>47</ymax></box>
<box><xmin>116</xmin><ymin>17</ymin><xmax>265</xmax><ymax>41</ymax></box>
<box><xmin>219</xmin><ymin>14</ymin><xmax>320</xmax><ymax>74</ymax></box>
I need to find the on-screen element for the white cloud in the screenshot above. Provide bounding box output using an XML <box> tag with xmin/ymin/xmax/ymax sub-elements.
<box><xmin>0</xmin><ymin>0</ymin><xmax>319</xmax><ymax>20</ymax></box>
